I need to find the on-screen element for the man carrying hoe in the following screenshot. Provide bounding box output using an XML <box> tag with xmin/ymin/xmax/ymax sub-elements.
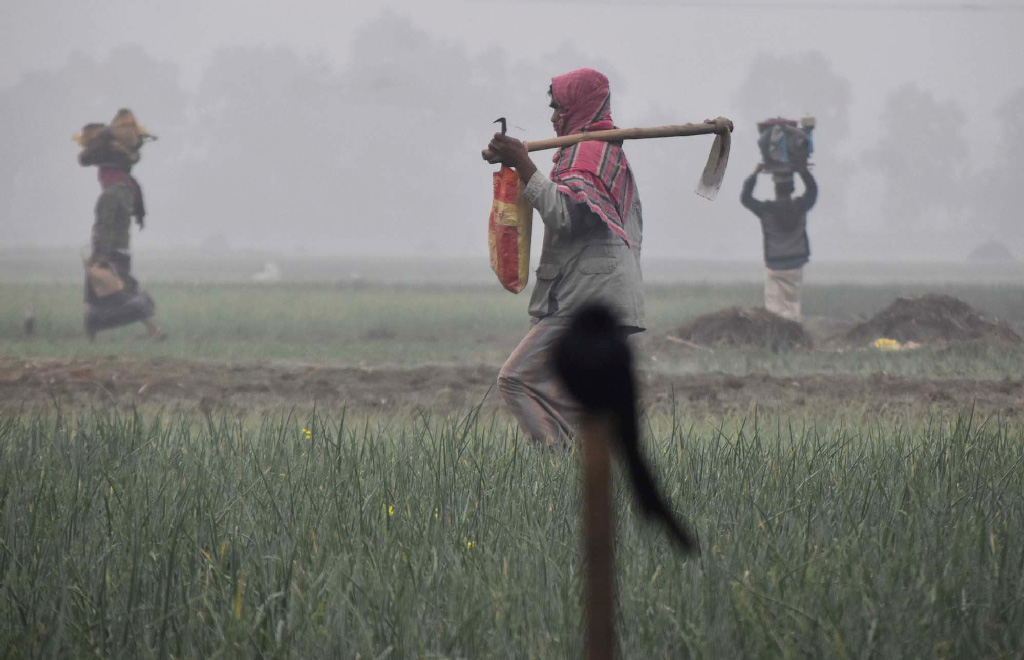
<box><xmin>482</xmin><ymin>68</ymin><xmax>645</xmax><ymax>447</ymax></box>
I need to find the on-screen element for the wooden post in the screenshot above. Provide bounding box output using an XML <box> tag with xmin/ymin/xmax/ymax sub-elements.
<box><xmin>553</xmin><ymin>303</ymin><xmax>699</xmax><ymax>659</ymax></box>
<box><xmin>580</xmin><ymin>414</ymin><xmax>615</xmax><ymax>660</ymax></box>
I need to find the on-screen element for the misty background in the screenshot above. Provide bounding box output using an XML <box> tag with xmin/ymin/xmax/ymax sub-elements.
<box><xmin>2</xmin><ymin>0</ymin><xmax>1022</xmax><ymax>268</ymax></box>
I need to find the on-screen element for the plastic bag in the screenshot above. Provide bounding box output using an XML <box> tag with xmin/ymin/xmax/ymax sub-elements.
<box><xmin>488</xmin><ymin>165</ymin><xmax>533</xmax><ymax>293</ymax></box>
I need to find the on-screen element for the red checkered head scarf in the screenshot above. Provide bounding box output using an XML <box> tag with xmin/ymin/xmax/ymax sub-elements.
<box><xmin>551</xmin><ymin>67</ymin><xmax>614</xmax><ymax>137</ymax></box>
<box><xmin>549</xmin><ymin>68</ymin><xmax>638</xmax><ymax>245</ymax></box>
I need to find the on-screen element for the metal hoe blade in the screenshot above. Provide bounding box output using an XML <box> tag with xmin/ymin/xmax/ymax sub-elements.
<box><xmin>695</xmin><ymin>129</ymin><xmax>731</xmax><ymax>201</ymax></box>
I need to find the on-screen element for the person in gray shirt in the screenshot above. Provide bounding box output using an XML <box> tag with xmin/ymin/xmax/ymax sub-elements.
<box><xmin>482</xmin><ymin>67</ymin><xmax>644</xmax><ymax>447</ymax></box>
<box><xmin>741</xmin><ymin>163</ymin><xmax>818</xmax><ymax>320</ymax></box>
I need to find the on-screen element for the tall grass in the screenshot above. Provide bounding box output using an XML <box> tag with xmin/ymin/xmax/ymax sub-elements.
<box><xmin>2</xmin><ymin>405</ymin><xmax>1021</xmax><ymax>658</ymax></box>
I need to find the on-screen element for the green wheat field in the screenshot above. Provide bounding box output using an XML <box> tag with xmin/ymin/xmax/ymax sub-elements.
<box><xmin>1</xmin><ymin>253</ymin><xmax>1023</xmax><ymax>657</ymax></box>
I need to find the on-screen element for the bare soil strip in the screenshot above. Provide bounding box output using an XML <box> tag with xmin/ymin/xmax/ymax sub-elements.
<box><xmin>2</xmin><ymin>357</ymin><xmax>1022</xmax><ymax>415</ymax></box>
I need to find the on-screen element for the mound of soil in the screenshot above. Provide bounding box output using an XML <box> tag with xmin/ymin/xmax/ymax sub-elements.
<box><xmin>839</xmin><ymin>294</ymin><xmax>1021</xmax><ymax>347</ymax></box>
<box><xmin>670</xmin><ymin>307</ymin><xmax>812</xmax><ymax>351</ymax></box>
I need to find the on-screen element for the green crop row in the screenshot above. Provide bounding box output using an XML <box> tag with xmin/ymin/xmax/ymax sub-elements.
<box><xmin>1</xmin><ymin>405</ymin><xmax>1021</xmax><ymax>658</ymax></box>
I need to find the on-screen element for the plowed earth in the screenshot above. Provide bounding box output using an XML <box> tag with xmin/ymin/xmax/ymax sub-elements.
<box><xmin>2</xmin><ymin>357</ymin><xmax>1021</xmax><ymax>416</ymax></box>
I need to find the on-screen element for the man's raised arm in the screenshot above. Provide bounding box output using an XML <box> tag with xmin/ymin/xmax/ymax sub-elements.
<box><xmin>740</xmin><ymin>163</ymin><xmax>765</xmax><ymax>215</ymax></box>
<box><xmin>796</xmin><ymin>166</ymin><xmax>818</xmax><ymax>212</ymax></box>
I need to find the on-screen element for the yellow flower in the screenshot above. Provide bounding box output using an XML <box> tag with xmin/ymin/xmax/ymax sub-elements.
<box><xmin>302</xmin><ymin>428</ymin><xmax>312</xmax><ymax>440</ymax></box>
<box><xmin>872</xmin><ymin>337</ymin><xmax>902</xmax><ymax>351</ymax></box>
<box><xmin>234</xmin><ymin>571</ymin><xmax>246</xmax><ymax>619</ymax></box>
<box><xmin>466</xmin><ymin>541</ymin><xmax>476</xmax><ymax>550</ymax></box>
<box><xmin>388</xmin><ymin>505</ymin><xmax>394</xmax><ymax>517</ymax></box>
<box><xmin>434</xmin><ymin>508</ymin><xmax>439</xmax><ymax>520</ymax></box>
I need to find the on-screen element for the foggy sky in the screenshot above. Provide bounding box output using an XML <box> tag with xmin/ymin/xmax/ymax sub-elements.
<box><xmin>2</xmin><ymin>0</ymin><xmax>1022</xmax><ymax>262</ymax></box>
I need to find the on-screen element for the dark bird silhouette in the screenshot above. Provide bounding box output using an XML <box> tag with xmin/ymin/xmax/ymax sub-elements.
<box><xmin>553</xmin><ymin>302</ymin><xmax>699</xmax><ymax>556</ymax></box>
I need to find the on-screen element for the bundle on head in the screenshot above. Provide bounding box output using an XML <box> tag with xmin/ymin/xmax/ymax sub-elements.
<box><xmin>74</xmin><ymin>108</ymin><xmax>154</xmax><ymax>167</ymax></box>
<box><xmin>756</xmin><ymin>116</ymin><xmax>813</xmax><ymax>175</ymax></box>
<box><xmin>553</xmin><ymin>302</ymin><xmax>699</xmax><ymax>556</ymax></box>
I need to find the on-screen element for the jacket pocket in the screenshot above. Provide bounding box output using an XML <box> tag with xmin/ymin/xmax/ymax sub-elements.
<box><xmin>579</xmin><ymin>257</ymin><xmax>617</xmax><ymax>275</ymax></box>
<box><xmin>529</xmin><ymin>263</ymin><xmax>561</xmax><ymax>317</ymax></box>
<box><xmin>536</xmin><ymin>263</ymin><xmax>561</xmax><ymax>280</ymax></box>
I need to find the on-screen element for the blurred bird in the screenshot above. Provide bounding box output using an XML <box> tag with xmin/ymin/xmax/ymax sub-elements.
<box><xmin>553</xmin><ymin>302</ymin><xmax>699</xmax><ymax>556</ymax></box>
<box><xmin>23</xmin><ymin>304</ymin><xmax>35</xmax><ymax>337</ymax></box>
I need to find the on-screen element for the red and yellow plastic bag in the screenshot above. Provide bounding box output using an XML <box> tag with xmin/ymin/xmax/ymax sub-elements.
<box><xmin>488</xmin><ymin>166</ymin><xmax>533</xmax><ymax>293</ymax></box>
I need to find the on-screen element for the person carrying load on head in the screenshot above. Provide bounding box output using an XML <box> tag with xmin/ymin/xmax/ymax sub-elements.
<box><xmin>741</xmin><ymin>116</ymin><xmax>818</xmax><ymax>321</ymax></box>
<box><xmin>482</xmin><ymin>67</ymin><xmax>645</xmax><ymax>447</ymax></box>
<box><xmin>75</xmin><ymin>109</ymin><xmax>164</xmax><ymax>341</ymax></box>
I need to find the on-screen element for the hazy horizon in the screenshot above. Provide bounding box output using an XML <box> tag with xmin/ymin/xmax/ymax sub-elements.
<box><xmin>3</xmin><ymin>0</ymin><xmax>1022</xmax><ymax>263</ymax></box>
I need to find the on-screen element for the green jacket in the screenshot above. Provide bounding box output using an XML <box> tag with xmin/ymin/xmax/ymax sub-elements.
<box><xmin>523</xmin><ymin>171</ymin><xmax>645</xmax><ymax>331</ymax></box>
<box><xmin>91</xmin><ymin>183</ymin><xmax>134</xmax><ymax>257</ymax></box>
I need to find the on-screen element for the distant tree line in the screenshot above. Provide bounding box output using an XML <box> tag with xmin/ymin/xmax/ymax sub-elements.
<box><xmin>1</xmin><ymin>14</ymin><xmax>1019</xmax><ymax>259</ymax></box>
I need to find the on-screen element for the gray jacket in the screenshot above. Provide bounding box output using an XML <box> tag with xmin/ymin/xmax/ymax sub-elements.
<box><xmin>523</xmin><ymin>171</ymin><xmax>645</xmax><ymax>331</ymax></box>
<box><xmin>740</xmin><ymin>170</ymin><xmax>818</xmax><ymax>271</ymax></box>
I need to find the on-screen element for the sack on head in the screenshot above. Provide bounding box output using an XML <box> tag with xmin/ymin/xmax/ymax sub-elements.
<box><xmin>756</xmin><ymin>116</ymin><xmax>814</xmax><ymax>174</ymax></box>
<box><xmin>74</xmin><ymin>109</ymin><xmax>154</xmax><ymax>167</ymax></box>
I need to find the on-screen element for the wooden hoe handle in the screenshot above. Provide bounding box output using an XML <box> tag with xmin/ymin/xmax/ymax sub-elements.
<box><xmin>525</xmin><ymin>117</ymin><xmax>733</xmax><ymax>152</ymax></box>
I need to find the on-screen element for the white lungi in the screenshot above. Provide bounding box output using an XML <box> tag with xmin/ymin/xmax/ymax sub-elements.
<box><xmin>764</xmin><ymin>267</ymin><xmax>804</xmax><ymax>320</ymax></box>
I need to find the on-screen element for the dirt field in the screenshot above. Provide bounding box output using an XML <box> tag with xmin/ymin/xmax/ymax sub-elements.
<box><xmin>4</xmin><ymin>286</ymin><xmax>1024</xmax><ymax>418</ymax></box>
<box><xmin>3</xmin><ymin>356</ymin><xmax>1022</xmax><ymax>416</ymax></box>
